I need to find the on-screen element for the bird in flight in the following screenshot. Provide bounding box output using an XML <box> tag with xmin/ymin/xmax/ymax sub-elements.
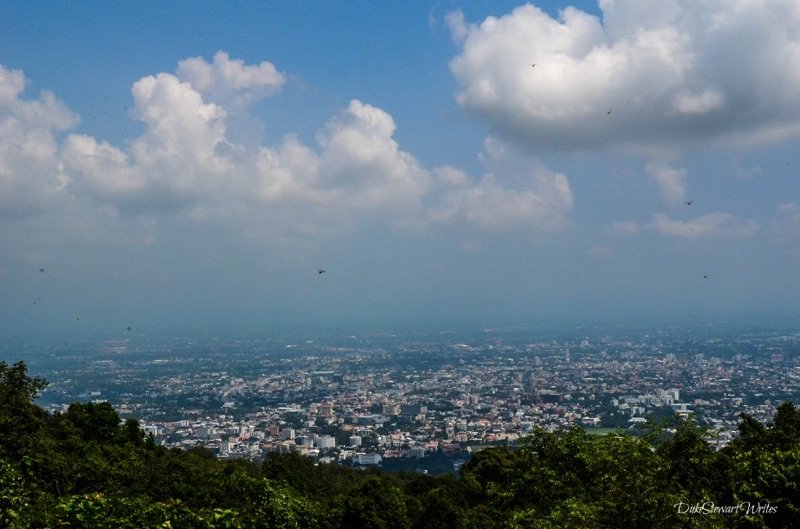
<box><xmin>317</xmin><ymin>269</ymin><xmax>327</xmax><ymax>275</ymax></box>
<box><xmin>606</xmin><ymin>109</ymin><xmax>612</xmax><ymax>115</ymax></box>
<box><xmin>703</xmin><ymin>275</ymin><xmax>709</xmax><ymax>279</ymax></box>
<box><xmin>685</xmin><ymin>200</ymin><xmax>694</xmax><ymax>206</ymax></box>
<box><xmin>530</xmin><ymin>63</ymin><xmax>536</xmax><ymax>68</ymax></box>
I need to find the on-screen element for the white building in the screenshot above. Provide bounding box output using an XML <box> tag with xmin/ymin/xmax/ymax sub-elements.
<box><xmin>316</xmin><ymin>435</ymin><xmax>336</xmax><ymax>449</ymax></box>
<box><xmin>357</xmin><ymin>453</ymin><xmax>382</xmax><ymax>465</ymax></box>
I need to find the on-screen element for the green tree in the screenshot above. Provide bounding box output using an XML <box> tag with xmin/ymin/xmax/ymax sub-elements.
<box><xmin>464</xmin><ymin>427</ymin><xmax>725</xmax><ymax>529</ymax></box>
<box><xmin>54</xmin><ymin>493</ymin><xmax>246</xmax><ymax>529</ymax></box>
<box><xmin>460</xmin><ymin>446</ymin><xmax>524</xmax><ymax>503</ymax></box>
<box><xmin>251</xmin><ymin>479</ymin><xmax>318</xmax><ymax>529</ymax></box>
<box><xmin>654</xmin><ymin>418</ymin><xmax>717</xmax><ymax>498</ymax></box>
<box><xmin>0</xmin><ymin>361</ymin><xmax>48</xmax><ymax>460</ymax></box>
<box><xmin>342</xmin><ymin>476</ymin><xmax>410</xmax><ymax>529</ymax></box>
<box><xmin>0</xmin><ymin>458</ymin><xmax>30</xmax><ymax>529</ymax></box>
<box><xmin>0</xmin><ymin>361</ymin><xmax>47</xmax><ymax>404</ymax></box>
<box><xmin>768</xmin><ymin>401</ymin><xmax>800</xmax><ymax>450</ymax></box>
<box><xmin>723</xmin><ymin>403</ymin><xmax>800</xmax><ymax>528</ymax></box>
<box><xmin>412</xmin><ymin>486</ymin><xmax>466</xmax><ymax>529</ymax></box>
<box><xmin>56</xmin><ymin>402</ymin><xmax>125</xmax><ymax>444</ymax></box>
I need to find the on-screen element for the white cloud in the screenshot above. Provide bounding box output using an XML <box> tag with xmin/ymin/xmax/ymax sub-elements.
<box><xmin>59</xmin><ymin>59</ymin><xmax>432</xmax><ymax>231</ymax></box>
<box><xmin>0</xmin><ymin>65</ymin><xmax>77</xmax><ymax>219</ymax></box>
<box><xmin>647</xmin><ymin>162</ymin><xmax>687</xmax><ymax>206</ymax></box>
<box><xmin>449</xmin><ymin>1</ymin><xmax>800</xmax><ymax>151</ymax></box>
<box><xmin>0</xmin><ymin>66</ymin><xmax>78</xmax><ymax>129</ymax></box>
<box><xmin>61</xmin><ymin>70</ymin><xmax>231</xmax><ymax>213</ymax></box>
<box><xmin>427</xmin><ymin>139</ymin><xmax>573</xmax><ymax>231</ymax></box>
<box><xmin>239</xmin><ymin>98</ymin><xmax>435</xmax><ymax>219</ymax></box>
<box><xmin>672</xmin><ymin>89</ymin><xmax>725</xmax><ymax>115</ymax></box>
<box><xmin>2</xmin><ymin>49</ymin><xmax>579</xmax><ymax>259</ymax></box>
<box><xmin>176</xmin><ymin>50</ymin><xmax>285</xmax><ymax>109</ymax></box>
<box><xmin>62</xmin><ymin>134</ymin><xmax>144</xmax><ymax>199</ymax></box>
<box><xmin>251</xmin><ymin>134</ymin><xmax>321</xmax><ymax>203</ymax></box>
<box><xmin>130</xmin><ymin>73</ymin><xmax>228</xmax><ymax>171</ymax></box>
<box><xmin>445</xmin><ymin>10</ymin><xmax>469</xmax><ymax>43</ymax></box>
<box><xmin>316</xmin><ymin>100</ymin><xmax>430</xmax><ymax>210</ymax></box>
<box><xmin>429</xmin><ymin>174</ymin><xmax>570</xmax><ymax>230</ymax></box>
<box><xmin>651</xmin><ymin>212</ymin><xmax>758</xmax><ymax>239</ymax></box>
<box><xmin>434</xmin><ymin>166</ymin><xmax>470</xmax><ymax>188</ymax></box>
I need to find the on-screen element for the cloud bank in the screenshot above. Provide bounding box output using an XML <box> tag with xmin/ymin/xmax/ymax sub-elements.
<box><xmin>1</xmin><ymin>53</ymin><xmax>573</xmax><ymax>254</ymax></box>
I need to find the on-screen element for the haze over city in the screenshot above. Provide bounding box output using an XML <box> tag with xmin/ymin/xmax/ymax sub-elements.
<box><xmin>2</xmin><ymin>0</ymin><xmax>800</xmax><ymax>337</ymax></box>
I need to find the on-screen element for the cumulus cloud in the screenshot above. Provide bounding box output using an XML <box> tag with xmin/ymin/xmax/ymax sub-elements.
<box><xmin>62</xmin><ymin>70</ymin><xmax>231</xmax><ymax>213</ymax></box>
<box><xmin>130</xmin><ymin>73</ymin><xmax>228</xmax><ymax>170</ymax></box>
<box><xmin>427</xmin><ymin>138</ymin><xmax>573</xmax><ymax>231</ymax></box>
<box><xmin>62</xmin><ymin>134</ymin><xmax>144</xmax><ymax>199</ymax></box>
<box><xmin>58</xmin><ymin>53</ymin><xmax>433</xmax><ymax>222</ymax></box>
<box><xmin>651</xmin><ymin>212</ymin><xmax>758</xmax><ymax>239</ymax></box>
<box><xmin>0</xmin><ymin>65</ymin><xmax>78</xmax><ymax>219</ymax></box>
<box><xmin>316</xmin><ymin>100</ymin><xmax>430</xmax><ymax>209</ymax></box>
<box><xmin>176</xmin><ymin>51</ymin><xmax>285</xmax><ymax>109</ymax></box>
<box><xmin>449</xmin><ymin>1</ymin><xmax>800</xmax><ymax>151</ymax></box>
<box><xmin>174</xmin><ymin>51</ymin><xmax>285</xmax><ymax>145</ymax></box>
<box><xmin>4</xmin><ymin>51</ymin><xmax>569</xmax><ymax>251</ymax></box>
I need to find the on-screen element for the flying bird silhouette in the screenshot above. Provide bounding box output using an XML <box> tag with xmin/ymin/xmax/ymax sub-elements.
<box><xmin>317</xmin><ymin>269</ymin><xmax>327</xmax><ymax>275</ymax></box>
<box><xmin>685</xmin><ymin>200</ymin><xmax>694</xmax><ymax>206</ymax></box>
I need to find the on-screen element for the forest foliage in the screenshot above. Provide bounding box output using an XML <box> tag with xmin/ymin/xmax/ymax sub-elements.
<box><xmin>1</xmin><ymin>360</ymin><xmax>799</xmax><ymax>528</ymax></box>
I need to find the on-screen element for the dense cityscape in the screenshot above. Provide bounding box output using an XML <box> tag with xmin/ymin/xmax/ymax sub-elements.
<box><xmin>9</xmin><ymin>321</ymin><xmax>800</xmax><ymax>474</ymax></box>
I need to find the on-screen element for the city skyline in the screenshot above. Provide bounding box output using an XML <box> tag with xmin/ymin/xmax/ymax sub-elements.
<box><xmin>2</xmin><ymin>1</ymin><xmax>800</xmax><ymax>337</ymax></box>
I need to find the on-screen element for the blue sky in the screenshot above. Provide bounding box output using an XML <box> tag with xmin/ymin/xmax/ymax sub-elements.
<box><xmin>1</xmin><ymin>1</ymin><xmax>799</xmax><ymax>337</ymax></box>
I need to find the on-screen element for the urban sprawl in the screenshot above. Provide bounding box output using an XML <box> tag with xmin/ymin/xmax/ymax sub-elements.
<box><xmin>23</xmin><ymin>325</ymin><xmax>800</xmax><ymax>473</ymax></box>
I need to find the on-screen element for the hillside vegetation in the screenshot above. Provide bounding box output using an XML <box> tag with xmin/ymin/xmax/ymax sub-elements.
<box><xmin>1</xmin><ymin>360</ymin><xmax>798</xmax><ymax>528</ymax></box>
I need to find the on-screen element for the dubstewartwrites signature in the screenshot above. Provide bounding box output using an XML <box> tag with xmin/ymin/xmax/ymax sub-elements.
<box><xmin>674</xmin><ymin>502</ymin><xmax>777</xmax><ymax>515</ymax></box>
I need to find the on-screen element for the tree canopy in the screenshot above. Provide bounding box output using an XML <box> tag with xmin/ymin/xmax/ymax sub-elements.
<box><xmin>1</xmin><ymin>361</ymin><xmax>798</xmax><ymax>528</ymax></box>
